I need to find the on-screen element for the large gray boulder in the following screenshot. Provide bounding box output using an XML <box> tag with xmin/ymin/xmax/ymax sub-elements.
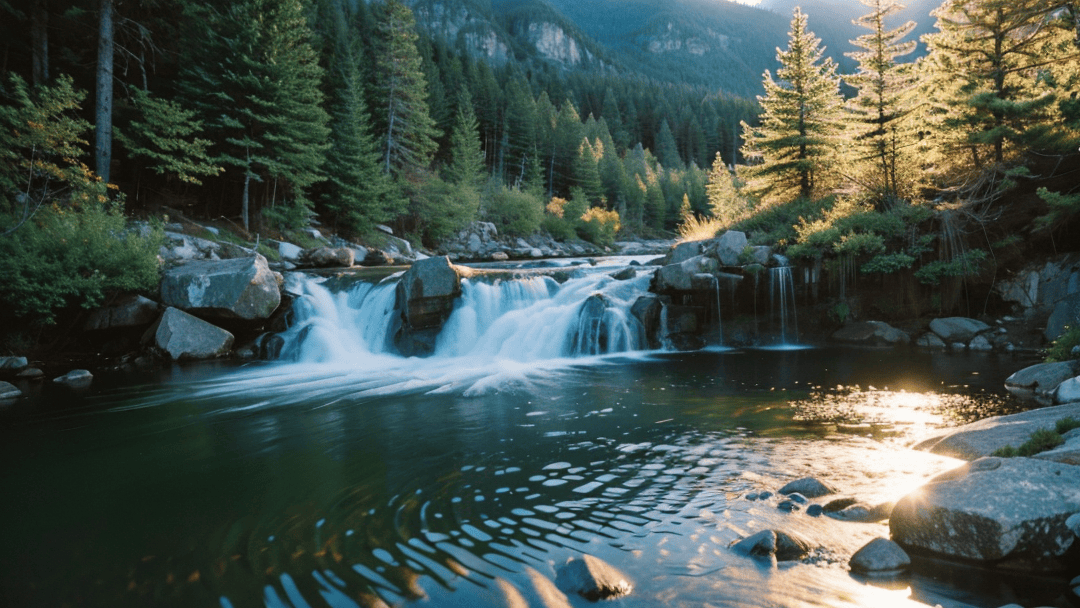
<box><xmin>914</xmin><ymin>402</ymin><xmax>1080</xmax><ymax>460</ymax></box>
<box><xmin>630</xmin><ymin>295</ymin><xmax>663</xmax><ymax>350</ymax></box>
<box><xmin>667</xmin><ymin>240</ymin><xmax>703</xmax><ymax>265</ymax></box>
<box><xmin>652</xmin><ymin>255</ymin><xmax>719</xmax><ymax>292</ymax></box>
<box><xmin>831</xmin><ymin>321</ymin><xmax>910</xmax><ymax>346</ymax></box>
<box><xmin>84</xmin><ymin>295</ymin><xmax>160</xmax><ymax>331</ymax></box>
<box><xmin>929</xmin><ymin>317</ymin><xmax>990</xmax><ymax>343</ymax></box>
<box><xmin>890</xmin><ymin>457</ymin><xmax>1080</xmax><ymax>570</ymax></box>
<box><xmin>300</xmin><ymin>246</ymin><xmax>354</xmax><ymax>268</ymax></box>
<box><xmin>0</xmin><ymin>356</ymin><xmax>27</xmax><ymax>371</ymax></box>
<box><xmin>1004</xmin><ymin>360</ymin><xmax>1080</xmax><ymax>403</ymax></box>
<box><xmin>53</xmin><ymin>369</ymin><xmax>93</xmax><ymax>389</ymax></box>
<box><xmin>1047</xmin><ymin>293</ymin><xmax>1080</xmax><ymax>342</ymax></box>
<box><xmin>1055</xmin><ymin>377</ymin><xmax>1080</xmax><ymax>404</ymax></box>
<box><xmin>705</xmin><ymin>231</ymin><xmax>749</xmax><ymax>266</ymax></box>
<box><xmin>554</xmin><ymin>555</ymin><xmax>632</xmax><ymax>601</ymax></box>
<box><xmin>395</xmin><ymin>257</ymin><xmax>474</xmax><ymax>356</ymax></box>
<box><xmin>161</xmin><ymin>255</ymin><xmax>281</xmax><ymax>321</ymax></box>
<box><xmin>153</xmin><ymin>307</ymin><xmax>235</xmax><ymax>360</ymax></box>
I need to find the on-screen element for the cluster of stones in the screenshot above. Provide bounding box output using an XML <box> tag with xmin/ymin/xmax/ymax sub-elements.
<box><xmin>437</xmin><ymin>221</ymin><xmax>611</xmax><ymax>262</ymax></box>
<box><xmin>0</xmin><ymin>357</ymin><xmax>94</xmax><ymax>401</ymax></box>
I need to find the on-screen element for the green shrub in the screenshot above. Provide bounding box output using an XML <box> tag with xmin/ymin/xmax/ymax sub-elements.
<box><xmin>0</xmin><ymin>202</ymin><xmax>163</xmax><ymax>325</ymax></box>
<box><xmin>862</xmin><ymin>252</ymin><xmax>916</xmax><ymax>274</ymax></box>
<box><xmin>914</xmin><ymin>249</ymin><xmax>988</xmax><ymax>285</ymax></box>
<box><xmin>484</xmin><ymin>186</ymin><xmax>544</xmax><ymax>237</ymax></box>
<box><xmin>1055</xmin><ymin>416</ymin><xmax>1080</xmax><ymax>435</ymax></box>
<box><xmin>1046</xmin><ymin>325</ymin><xmax>1080</xmax><ymax>362</ymax></box>
<box><xmin>992</xmin><ymin>427</ymin><xmax>1066</xmax><ymax>458</ymax></box>
<box><xmin>577</xmin><ymin>207</ymin><xmax>621</xmax><ymax>247</ymax></box>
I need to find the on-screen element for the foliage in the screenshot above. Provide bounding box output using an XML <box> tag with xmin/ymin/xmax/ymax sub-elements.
<box><xmin>862</xmin><ymin>251</ymin><xmax>915</xmax><ymax>274</ymax></box>
<box><xmin>113</xmin><ymin>86</ymin><xmax>221</xmax><ymax>185</ymax></box>
<box><xmin>705</xmin><ymin>151</ymin><xmax>748</xmax><ymax>228</ymax></box>
<box><xmin>991</xmin><ymin>427</ymin><xmax>1066</xmax><ymax>458</ymax></box>
<box><xmin>484</xmin><ymin>186</ymin><xmax>544</xmax><ymax>237</ymax></box>
<box><xmin>1045</xmin><ymin>325</ymin><xmax>1080</xmax><ymax>363</ymax></box>
<box><xmin>1034</xmin><ymin>187</ymin><xmax>1080</xmax><ymax>233</ymax></box>
<box><xmin>677</xmin><ymin>213</ymin><xmax>724</xmax><ymax>243</ymax></box>
<box><xmin>0</xmin><ymin>202</ymin><xmax>162</xmax><ymax>325</ymax></box>
<box><xmin>577</xmin><ymin>207</ymin><xmax>621</xmax><ymax>247</ymax></box>
<box><xmin>1057</xmin><ymin>417</ymin><xmax>1080</xmax><ymax>435</ymax></box>
<box><xmin>914</xmin><ymin>248</ymin><xmax>988</xmax><ymax>285</ymax></box>
<box><xmin>740</xmin><ymin>7</ymin><xmax>846</xmax><ymax>202</ymax></box>
<box><xmin>0</xmin><ymin>74</ymin><xmax>108</xmax><ymax>222</ymax></box>
<box><xmin>406</xmin><ymin>171</ymin><xmax>478</xmax><ymax>245</ymax></box>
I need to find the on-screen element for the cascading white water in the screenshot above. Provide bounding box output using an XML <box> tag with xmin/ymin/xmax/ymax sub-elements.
<box><xmin>277</xmin><ymin>269</ymin><xmax>652</xmax><ymax>365</ymax></box>
<box><xmin>769</xmin><ymin>266</ymin><xmax>798</xmax><ymax>345</ymax></box>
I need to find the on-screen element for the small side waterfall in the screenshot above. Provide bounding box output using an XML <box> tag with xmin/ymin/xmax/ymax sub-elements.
<box><xmin>769</xmin><ymin>265</ymin><xmax>799</xmax><ymax>345</ymax></box>
<box><xmin>712</xmin><ymin>275</ymin><xmax>723</xmax><ymax>346</ymax></box>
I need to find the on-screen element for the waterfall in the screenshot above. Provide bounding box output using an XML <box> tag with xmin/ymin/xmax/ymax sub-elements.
<box><xmin>769</xmin><ymin>266</ymin><xmax>799</xmax><ymax>345</ymax></box>
<box><xmin>276</xmin><ymin>270</ymin><xmax>652</xmax><ymax>365</ymax></box>
<box><xmin>712</xmin><ymin>275</ymin><xmax>723</xmax><ymax>346</ymax></box>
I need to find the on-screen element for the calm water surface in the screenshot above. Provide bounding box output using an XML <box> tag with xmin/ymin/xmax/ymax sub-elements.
<box><xmin>0</xmin><ymin>345</ymin><xmax>1056</xmax><ymax>608</ymax></box>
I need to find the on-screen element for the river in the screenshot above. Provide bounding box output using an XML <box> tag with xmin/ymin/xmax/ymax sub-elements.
<box><xmin>0</xmin><ymin>259</ymin><xmax>1056</xmax><ymax>608</ymax></box>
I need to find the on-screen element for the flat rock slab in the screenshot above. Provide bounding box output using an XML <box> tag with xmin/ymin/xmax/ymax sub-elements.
<box><xmin>914</xmin><ymin>403</ymin><xmax>1080</xmax><ymax>460</ymax></box>
<box><xmin>161</xmin><ymin>254</ymin><xmax>281</xmax><ymax>321</ymax></box>
<box><xmin>890</xmin><ymin>457</ymin><xmax>1080</xmax><ymax>568</ymax></box>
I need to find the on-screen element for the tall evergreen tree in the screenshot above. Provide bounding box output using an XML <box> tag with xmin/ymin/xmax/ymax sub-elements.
<box><xmin>374</xmin><ymin>0</ymin><xmax>440</xmax><ymax>178</ymax></box>
<box><xmin>922</xmin><ymin>0</ymin><xmax>1067</xmax><ymax>168</ymax></box>
<box><xmin>573</xmin><ymin>138</ymin><xmax>604</xmax><ymax>206</ymax></box>
<box><xmin>846</xmin><ymin>0</ymin><xmax>919</xmax><ymax>204</ymax></box>
<box><xmin>444</xmin><ymin>89</ymin><xmax>484</xmax><ymax>188</ymax></box>
<box><xmin>741</xmin><ymin>7</ymin><xmax>846</xmax><ymax>201</ymax></box>
<box><xmin>177</xmin><ymin>0</ymin><xmax>330</xmax><ymax>231</ymax></box>
<box><xmin>654</xmin><ymin>119</ymin><xmax>681</xmax><ymax>169</ymax></box>
<box><xmin>706</xmin><ymin>152</ymin><xmax>745</xmax><ymax>226</ymax></box>
<box><xmin>315</xmin><ymin>0</ymin><xmax>399</xmax><ymax>236</ymax></box>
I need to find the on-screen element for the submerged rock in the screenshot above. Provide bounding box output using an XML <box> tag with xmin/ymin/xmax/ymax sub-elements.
<box><xmin>929</xmin><ymin>317</ymin><xmax>990</xmax><ymax>343</ymax></box>
<box><xmin>161</xmin><ymin>255</ymin><xmax>281</xmax><ymax>321</ymax></box>
<box><xmin>916</xmin><ymin>332</ymin><xmax>947</xmax><ymax>349</ymax></box>
<box><xmin>0</xmin><ymin>381</ymin><xmax>22</xmax><ymax>400</ymax></box>
<box><xmin>53</xmin><ymin>369</ymin><xmax>93</xmax><ymax>389</ymax></box>
<box><xmin>831</xmin><ymin>321</ymin><xmax>910</xmax><ymax>346</ymax></box>
<box><xmin>152</xmin><ymin>307</ymin><xmax>235</xmax><ymax>360</ymax></box>
<box><xmin>849</xmin><ymin>538</ymin><xmax>910</xmax><ymax>575</ymax></box>
<box><xmin>778</xmin><ymin>477</ymin><xmax>835</xmax><ymax>498</ymax></box>
<box><xmin>731</xmin><ymin>529</ymin><xmax>813</xmax><ymax>562</ymax></box>
<box><xmin>555</xmin><ymin>554</ymin><xmax>632</xmax><ymax>600</ymax></box>
<box><xmin>890</xmin><ymin>456</ymin><xmax>1080</xmax><ymax>570</ymax></box>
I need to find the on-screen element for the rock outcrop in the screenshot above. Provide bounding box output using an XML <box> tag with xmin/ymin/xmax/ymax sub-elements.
<box><xmin>996</xmin><ymin>253</ymin><xmax>1080</xmax><ymax>341</ymax></box>
<box><xmin>160</xmin><ymin>255</ymin><xmax>281</xmax><ymax>322</ymax></box>
<box><xmin>890</xmin><ymin>456</ymin><xmax>1080</xmax><ymax>571</ymax></box>
<box><xmin>914</xmin><ymin>402</ymin><xmax>1080</xmax><ymax>460</ymax></box>
<box><xmin>151</xmin><ymin>307</ymin><xmax>235</xmax><ymax>360</ymax></box>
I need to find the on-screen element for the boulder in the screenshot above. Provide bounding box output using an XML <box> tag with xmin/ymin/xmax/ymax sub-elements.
<box><xmin>83</xmin><ymin>295</ymin><xmax>160</xmax><ymax>331</ymax></box>
<box><xmin>849</xmin><ymin>538</ymin><xmax>910</xmax><ymax>575</ymax></box>
<box><xmin>706</xmin><ymin>231</ymin><xmax>749</xmax><ymax>266</ymax></box>
<box><xmin>827</xmin><ymin>502</ymin><xmax>894</xmax><ymax>522</ymax></box>
<box><xmin>1005</xmin><ymin>360</ymin><xmax>1080</xmax><ymax>403</ymax></box>
<box><xmin>1047</xmin><ymin>293</ymin><xmax>1080</xmax><ymax>342</ymax></box>
<box><xmin>748</xmin><ymin>245</ymin><xmax>773</xmax><ymax>266</ymax></box>
<box><xmin>914</xmin><ymin>403</ymin><xmax>1080</xmax><ymax>460</ymax></box>
<box><xmin>731</xmin><ymin>529</ymin><xmax>813</xmax><ymax>562</ymax></box>
<box><xmin>0</xmin><ymin>381</ymin><xmax>22</xmax><ymax>400</ymax></box>
<box><xmin>890</xmin><ymin>457</ymin><xmax>1080</xmax><ymax>569</ymax></box>
<box><xmin>0</xmin><ymin>356</ymin><xmax>28</xmax><ymax>371</ymax></box>
<box><xmin>362</xmin><ymin>249</ymin><xmax>394</xmax><ymax>266</ymax></box>
<box><xmin>778</xmin><ymin>476</ymin><xmax>835</xmax><ymax>498</ymax></box>
<box><xmin>831</xmin><ymin>321</ymin><xmax>910</xmax><ymax>346</ymax></box>
<box><xmin>630</xmin><ymin>295</ymin><xmax>663</xmax><ymax>350</ymax></box>
<box><xmin>160</xmin><ymin>255</ymin><xmax>281</xmax><ymax>321</ymax></box>
<box><xmin>397</xmin><ymin>256</ymin><xmax>470</xmax><ymax>330</ymax></box>
<box><xmin>53</xmin><ymin>369</ymin><xmax>93</xmax><ymax>389</ymax></box>
<box><xmin>667</xmin><ymin>240</ymin><xmax>703</xmax><ymax>265</ymax></box>
<box><xmin>652</xmin><ymin>255</ymin><xmax>719</xmax><ymax>292</ymax></box>
<box><xmin>490</xmin><ymin>251</ymin><xmax>509</xmax><ymax>262</ymax></box>
<box><xmin>611</xmin><ymin>267</ymin><xmax>636</xmax><ymax>281</ymax></box>
<box><xmin>301</xmin><ymin>247</ymin><xmax>354</xmax><ymax>268</ymax></box>
<box><xmin>554</xmin><ymin>555</ymin><xmax>632</xmax><ymax>601</ymax></box>
<box><xmin>969</xmin><ymin>334</ymin><xmax>994</xmax><ymax>352</ymax></box>
<box><xmin>274</xmin><ymin>240</ymin><xmax>303</xmax><ymax>262</ymax></box>
<box><xmin>916</xmin><ymin>333</ymin><xmax>947</xmax><ymax>349</ymax></box>
<box><xmin>929</xmin><ymin>317</ymin><xmax>990</xmax><ymax>343</ymax></box>
<box><xmin>1055</xmin><ymin>376</ymin><xmax>1080</xmax><ymax>404</ymax></box>
<box><xmin>153</xmin><ymin>307</ymin><xmax>235</xmax><ymax>360</ymax></box>
<box><xmin>567</xmin><ymin>294</ymin><xmax>612</xmax><ymax>356</ymax></box>
<box><xmin>17</xmin><ymin>368</ymin><xmax>44</xmax><ymax>380</ymax></box>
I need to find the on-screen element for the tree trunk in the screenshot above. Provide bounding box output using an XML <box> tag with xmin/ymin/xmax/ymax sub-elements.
<box><xmin>31</xmin><ymin>0</ymin><xmax>49</xmax><ymax>86</ymax></box>
<box><xmin>94</xmin><ymin>0</ymin><xmax>115</xmax><ymax>185</ymax></box>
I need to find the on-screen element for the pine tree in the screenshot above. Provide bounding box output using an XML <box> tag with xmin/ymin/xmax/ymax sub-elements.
<box><xmin>846</xmin><ymin>0</ymin><xmax>919</xmax><ymax>203</ymax></box>
<box><xmin>573</xmin><ymin>138</ymin><xmax>604</xmax><ymax>206</ymax></box>
<box><xmin>177</xmin><ymin>0</ymin><xmax>330</xmax><ymax>232</ymax></box>
<box><xmin>922</xmin><ymin>0</ymin><xmax>1067</xmax><ymax>168</ymax></box>
<box><xmin>706</xmin><ymin>152</ymin><xmax>745</xmax><ymax>226</ymax></box>
<box><xmin>374</xmin><ymin>0</ymin><xmax>440</xmax><ymax>178</ymax></box>
<box><xmin>444</xmin><ymin>89</ymin><xmax>485</xmax><ymax>188</ymax></box>
<box><xmin>741</xmin><ymin>7</ymin><xmax>846</xmax><ymax>202</ymax></box>
<box><xmin>654</xmin><ymin>119</ymin><xmax>681</xmax><ymax>169</ymax></box>
<box><xmin>315</xmin><ymin>0</ymin><xmax>399</xmax><ymax>236</ymax></box>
